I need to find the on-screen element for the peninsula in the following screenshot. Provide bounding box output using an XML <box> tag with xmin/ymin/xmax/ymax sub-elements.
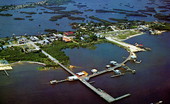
<box><xmin>0</xmin><ymin>20</ymin><xmax>169</xmax><ymax>103</ymax></box>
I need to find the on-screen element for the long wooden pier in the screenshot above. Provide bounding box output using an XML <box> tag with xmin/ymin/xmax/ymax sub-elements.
<box><xmin>29</xmin><ymin>42</ymin><xmax>130</xmax><ymax>103</ymax></box>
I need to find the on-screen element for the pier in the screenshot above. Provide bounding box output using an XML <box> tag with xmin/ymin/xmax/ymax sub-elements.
<box><xmin>29</xmin><ymin>41</ymin><xmax>130</xmax><ymax>103</ymax></box>
<box><xmin>4</xmin><ymin>38</ymin><xmax>145</xmax><ymax>103</ymax></box>
<box><xmin>87</xmin><ymin>51</ymin><xmax>135</xmax><ymax>79</ymax></box>
<box><xmin>81</xmin><ymin>79</ymin><xmax>130</xmax><ymax>103</ymax></box>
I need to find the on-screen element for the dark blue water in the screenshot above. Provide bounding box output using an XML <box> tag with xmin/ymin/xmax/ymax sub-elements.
<box><xmin>64</xmin><ymin>43</ymin><xmax>128</xmax><ymax>73</ymax></box>
<box><xmin>1</xmin><ymin>33</ymin><xmax>169</xmax><ymax>104</ymax></box>
<box><xmin>64</xmin><ymin>32</ymin><xmax>170</xmax><ymax>104</ymax></box>
<box><xmin>0</xmin><ymin>0</ymin><xmax>170</xmax><ymax>103</ymax></box>
<box><xmin>0</xmin><ymin>0</ymin><xmax>169</xmax><ymax>37</ymax></box>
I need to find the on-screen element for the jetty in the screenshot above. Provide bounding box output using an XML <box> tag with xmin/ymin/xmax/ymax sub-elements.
<box><xmin>2</xmin><ymin>36</ymin><xmax>146</xmax><ymax>103</ymax></box>
<box><xmin>28</xmin><ymin>41</ymin><xmax>130</xmax><ymax>103</ymax></box>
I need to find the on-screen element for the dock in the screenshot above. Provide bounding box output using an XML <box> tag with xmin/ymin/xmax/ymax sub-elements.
<box><xmin>50</xmin><ymin>79</ymin><xmax>68</xmax><ymax>84</ymax></box>
<box><xmin>87</xmin><ymin>52</ymin><xmax>134</xmax><ymax>79</ymax></box>
<box><xmin>29</xmin><ymin>41</ymin><xmax>130</xmax><ymax>103</ymax></box>
<box><xmin>81</xmin><ymin>79</ymin><xmax>130</xmax><ymax>103</ymax></box>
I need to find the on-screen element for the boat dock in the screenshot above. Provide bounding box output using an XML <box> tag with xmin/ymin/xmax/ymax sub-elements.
<box><xmin>29</xmin><ymin>42</ymin><xmax>131</xmax><ymax>103</ymax></box>
<box><xmin>87</xmin><ymin>52</ymin><xmax>135</xmax><ymax>79</ymax></box>
<box><xmin>50</xmin><ymin>79</ymin><xmax>68</xmax><ymax>84</ymax></box>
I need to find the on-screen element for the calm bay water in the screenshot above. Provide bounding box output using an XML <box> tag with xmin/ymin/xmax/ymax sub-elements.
<box><xmin>0</xmin><ymin>0</ymin><xmax>170</xmax><ymax>104</ymax></box>
<box><xmin>0</xmin><ymin>32</ymin><xmax>170</xmax><ymax>104</ymax></box>
<box><xmin>0</xmin><ymin>0</ymin><xmax>169</xmax><ymax>37</ymax></box>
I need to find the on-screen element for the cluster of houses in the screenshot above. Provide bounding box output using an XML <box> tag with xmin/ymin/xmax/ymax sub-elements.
<box><xmin>0</xmin><ymin>30</ymin><xmax>106</xmax><ymax>52</ymax></box>
<box><xmin>0</xmin><ymin>32</ymin><xmax>76</xmax><ymax>51</ymax></box>
<box><xmin>15</xmin><ymin>31</ymin><xmax>76</xmax><ymax>45</ymax></box>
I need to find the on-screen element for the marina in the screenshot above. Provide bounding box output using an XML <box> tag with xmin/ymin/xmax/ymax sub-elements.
<box><xmin>28</xmin><ymin>41</ymin><xmax>137</xmax><ymax>103</ymax></box>
<box><xmin>27</xmin><ymin>38</ymin><xmax>144</xmax><ymax>103</ymax></box>
<box><xmin>0</xmin><ymin>33</ymin><xmax>170</xmax><ymax>104</ymax></box>
<box><xmin>0</xmin><ymin>0</ymin><xmax>170</xmax><ymax>103</ymax></box>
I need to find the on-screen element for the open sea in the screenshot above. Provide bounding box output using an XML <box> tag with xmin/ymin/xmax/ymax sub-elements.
<box><xmin>0</xmin><ymin>0</ymin><xmax>170</xmax><ymax>104</ymax></box>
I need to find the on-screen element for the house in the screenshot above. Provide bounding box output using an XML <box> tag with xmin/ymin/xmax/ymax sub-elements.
<box><xmin>43</xmin><ymin>39</ymin><xmax>50</xmax><ymax>44</ymax></box>
<box><xmin>95</xmin><ymin>33</ymin><xmax>104</xmax><ymax>38</ymax></box>
<box><xmin>30</xmin><ymin>36</ymin><xmax>39</xmax><ymax>42</ymax></box>
<box><xmin>80</xmin><ymin>37</ymin><xmax>85</xmax><ymax>41</ymax></box>
<box><xmin>2</xmin><ymin>46</ymin><xmax>7</xmax><ymax>49</ymax></box>
<box><xmin>62</xmin><ymin>36</ymin><xmax>72</xmax><ymax>42</ymax></box>
<box><xmin>18</xmin><ymin>37</ymin><xmax>28</xmax><ymax>44</ymax></box>
<box><xmin>37</xmin><ymin>39</ymin><xmax>50</xmax><ymax>45</ymax></box>
<box><xmin>68</xmin><ymin>76</ymin><xmax>78</xmax><ymax>81</ymax></box>
<box><xmin>64</xmin><ymin>31</ymin><xmax>74</xmax><ymax>36</ymax></box>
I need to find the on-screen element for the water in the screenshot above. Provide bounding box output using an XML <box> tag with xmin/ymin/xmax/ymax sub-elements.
<box><xmin>0</xmin><ymin>32</ymin><xmax>170</xmax><ymax>104</ymax></box>
<box><xmin>0</xmin><ymin>0</ymin><xmax>43</xmax><ymax>6</ymax></box>
<box><xmin>0</xmin><ymin>0</ymin><xmax>170</xmax><ymax>103</ymax></box>
<box><xmin>64</xmin><ymin>43</ymin><xmax>128</xmax><ymax>73</ymax></box>
<box><xmin>0</xmin><ymin>0</ymin><xmax>169</xmax><ymax>37</ymax></box>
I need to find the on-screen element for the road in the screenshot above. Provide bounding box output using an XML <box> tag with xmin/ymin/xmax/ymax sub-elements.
<box><xmin>106</xmin><ymin>37</ymin><xmax>145</xmax><ymax>52</ymax></box>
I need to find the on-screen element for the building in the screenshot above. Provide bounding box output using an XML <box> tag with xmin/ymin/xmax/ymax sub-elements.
<box><xmin>30</xmin><ymin>36</ymin><xmax>39</xmax><ymax>42</ymax></box>
<box><xmin>76</xmin><ymin>71</ymin><xmax>88</xmax><ymax>77</ymax></box>
<box><xmin>110</xmin><ymin>61</ymin><xmax>118</xmax><ymax>66</ymax></box>
<box><xmin>62</xmin><ymin>36</ymin><xmax>72</xmax><ymax>42</ymax></box>
<box><xmin>68</xmin><ymin>76</ymin><xmax>78</xmax><ymax>81</ymax></box>
<box><xmin>64</xmin><ymin>31</ymin><xmax>74</xmax><ymax>36</ymax></box>
<box><xmin>18</xmin><ymin>37</ymin><xmax>28</xmax><ymax>44</ymax></box>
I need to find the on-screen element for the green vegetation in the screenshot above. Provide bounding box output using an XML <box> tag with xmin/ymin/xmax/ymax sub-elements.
<box><xmin>89</xmin><ymin>16</ymin><xmax>113</xmax><ymax>25</ymax></box>
<box><xmin>154</xmin><ymin>13</ymin><xmax>170</xmax><ymax>21</ymax></box>
<box><xmin>0</xmin><ymin>47</ymin><xmax>54</xmax><ymax>65</ymax></box>
<box><xmin>20</xmin><ymin>11</ymin><xmax>37</xmax><ymax>15</ymax></box>
<box><xmin>68</xmin><ymin>16</ymin><xmax>85</xmax><ymax>21</ymax></box>
<box><xmin>14</xmin><ymin>18</ymin><xmax>25</xmax><ymax>20</ymax></box>
<box><xmin>109</xmin><ymin>18</ymin><xmax>128</xmax><ymax>23</ymax></box>
<box><xmin>44</xmin><ymin>29</ymin><xmax>57</xmax><ymax>33</ymax></box>
<box><xmin>49</xmin><ymin>14</ymin><xmax>70</xmax><ymax>21</ymax></box>
<box><xmin>149</xmin><ymin>22</ymin><xmax>170</xmax><ymax>31</ymax></box>
<box><xmin>0</xmin><ymin>13</ymin><xmax>13</xmax><ymax>16</ymax></box>
<box><xmin>40</xmin><ymin>41</ymin><xmax>78</xmax><ymax>65</ymax></box>
<box><xmin>100</xmin><ymin>30</ymin><xmax>141</xmax><ymax>40</ymax></box>
<box><xmin>39</xmin><ymin>39</ymin><xmax>106</xmax><ymax>65</ymax></box>
<box><xmin>115</xmin><ymin>31</ymin><xmax>141</xmax><ymax>39</ymax></box>
<box><xmin>47</xmin><ymin>0</ymin><xmax>72</xmax><ymax>5</ymax></box>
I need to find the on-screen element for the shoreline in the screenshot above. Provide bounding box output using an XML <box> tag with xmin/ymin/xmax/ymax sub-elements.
<box><xmin>11</xmin><ymin>61</ymin><xmax>46</xmax><ymax>66</ymax></box>
<box><xmin>118</xmin><ymin>32</ymin><xmax>145</xmax><ymax>41</ymax></box>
